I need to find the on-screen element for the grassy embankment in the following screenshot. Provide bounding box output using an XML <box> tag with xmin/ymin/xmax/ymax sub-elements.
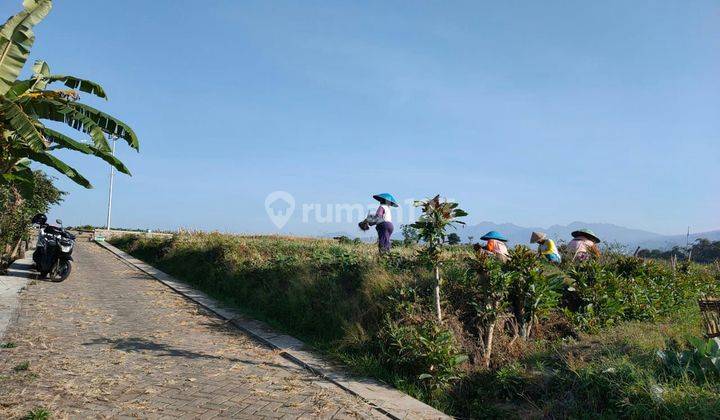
<box><xmin>110</xmin><ymin>232</ymin><xmax>720</xmax><ymax>418</ymax></box>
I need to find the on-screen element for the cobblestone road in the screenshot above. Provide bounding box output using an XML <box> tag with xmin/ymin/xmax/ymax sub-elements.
<box><xmin>0</xmin><ymin>241</ymin><xmax>382</xmax><ymax>419</ymax></box>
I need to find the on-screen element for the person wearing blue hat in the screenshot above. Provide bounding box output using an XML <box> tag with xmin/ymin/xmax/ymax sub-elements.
<box><xmin>480</xmin><ymin>230</ymin><xmax>510</xmax><ymax>261</ymax></box>
<box><xmin>360</xmin><ymin>193</ymin><xmax>399</xmax><ymax>253</ymax></box>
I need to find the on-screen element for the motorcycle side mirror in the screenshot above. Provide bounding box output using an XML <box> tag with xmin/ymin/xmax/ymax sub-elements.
<box><xmin>56</xmin><ymin>219</ymin><xmax>63</xmax><ymax>226</ymax></box>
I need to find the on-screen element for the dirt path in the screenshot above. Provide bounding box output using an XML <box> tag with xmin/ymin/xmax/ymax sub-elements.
<box><xmin>0</xmin><ymin>241</ymin><xmax>382</xmax><ymax>419</ymax></box>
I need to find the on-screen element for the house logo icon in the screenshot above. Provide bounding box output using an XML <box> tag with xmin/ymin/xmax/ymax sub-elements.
<box><xmin>265</xmin><ymin>191</ymin><xmax>295</xmax><ymax>229</ymax></box>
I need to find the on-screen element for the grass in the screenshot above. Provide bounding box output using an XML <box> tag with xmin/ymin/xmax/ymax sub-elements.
<box><xmin>23</xmin><ymin>407</ymin><xmax>51</xmax><ymax>420</ymax></box>
<box><xmin>110</xmin><ymin>232</ymin><xmax>720</xmax><ymax>418</ymax></box>
<box><xmin>13</xmin><ymin>361</ymin><xmax>29</xmax><ymax>372</ymax></box>
<box><xmin>463</xmin><ymin>311</ymin><xmax>717</xmax><ymax>418</ymax></box>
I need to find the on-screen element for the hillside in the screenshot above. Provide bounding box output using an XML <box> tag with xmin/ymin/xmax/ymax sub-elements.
<box><xmin>326</xmin><ymin>222</ymin><xmax>720</xmax><ymax>251</ymax></box>
<box><xmin>462</xmin><ymin>222</ymin><xmax>719</xmax><ymax>250</ymax></box>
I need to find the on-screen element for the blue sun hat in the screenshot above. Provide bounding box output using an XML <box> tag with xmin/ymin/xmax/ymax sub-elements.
<box><xmin>481</xmin><ymin>231</ymin><xmax>508</xmax><ymax>242</ymax></box>
<box><xmin>373</xmin><ymin>193</ymin><xmax>399</xmax><ymax>207</ymax></box>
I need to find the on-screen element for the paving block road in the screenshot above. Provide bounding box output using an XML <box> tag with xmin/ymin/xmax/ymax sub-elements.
<box><xmin>0</xmin><ymin>241</ymin><xmax>386</xmax><ymax>419</ymax></box>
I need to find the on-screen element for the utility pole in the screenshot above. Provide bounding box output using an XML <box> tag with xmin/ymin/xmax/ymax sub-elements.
<box><xmin>105</xmin><ymin>136</ymin><xmax>117</xmax><ymax>230</ymax></box>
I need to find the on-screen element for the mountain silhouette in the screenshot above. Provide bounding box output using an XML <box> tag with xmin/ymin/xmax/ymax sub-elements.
<box><xmin>323</xmin><ymin>222</ymin><xmax>720</xmax><ymax>251</ymax></box>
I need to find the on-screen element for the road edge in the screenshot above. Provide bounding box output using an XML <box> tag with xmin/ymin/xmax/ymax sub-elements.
<box><xmin>0</xmin><ymin>257</ymin><xmax>35</xmax><ymax>341</ymax></box>
<box><xmin>95</xmin><ymin>239</ymin><xmax>451</xmax><ymax>420</ymax></box>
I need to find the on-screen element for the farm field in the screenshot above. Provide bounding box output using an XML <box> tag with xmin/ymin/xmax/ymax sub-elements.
<box><xmin>111</xmin><ymin>232</ymin><xmax>720</xmax><ymax>418</ymax></box>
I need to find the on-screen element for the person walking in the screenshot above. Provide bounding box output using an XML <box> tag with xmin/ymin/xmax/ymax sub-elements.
<box><xmin>568</xmin><ymin>229</ymin><xmax>601</xmax><ymax>261</ymax></box>
<box><xmin>530</xmin><ymin>231</ymin><xmax>561</xmax><ymax>263</ymax></box>
<box><xmin>362</xmin><ymin>193</ymin><xmax>398</xmax><ymax>253</ymax></box>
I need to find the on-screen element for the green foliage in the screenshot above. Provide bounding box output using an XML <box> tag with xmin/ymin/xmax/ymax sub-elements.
<box><xmin>23</xmin><ymin>407</ymin><xmax>51</xmax><ymax>420</ymax></box>
<box><xmin>400</xmin><ymin>224</ymin><xmax>419</xmax><ymax>246</ymax></box>
<box><xmin>452</xmin><ymin>252</ymin><xmax>511</xmax><ymax>325</ymax></box>
<box><xmin>411</xmin><ymin>195</ymin><xmax>467</xmax><ymax>322</ymax></box>
<box><xmin>13</xmin><ymin>361</ymin><xmax>29</xmax><ymax>371</ymax></box>
<box><xmin>505</xmin><ymin>246</ymin><xmax>564</xmax><ymax>338</ymax></box>
<box><xmin>411</xmin><ymin>195</ymin><xmax>467</xmax><ymax>264</ymax></box>
<box><xmin>111</xmin><ymin>232</ymin><xmax>720</xmax><ymax>418</ymax></box>
<box><xmin>0</xmin><ymin>170</ymin><xmax>63</xmax><ymax>269</ymax></box>
<box><xmin>447</xmin><ymin>233</ymin><xmax>461</xmax><ymax>245</ymax></box>
<box><xmin>639</xmin><ymin>238</ymin><xmax>720</xmax><ymax>264</ymax></box>
<box><xmin>335</xmin><ymin>235</ymin><xmax>352</xmax><ymax>244</ymax></box>
<box><xmin>0</xmin><ymin>1</ymin><xmax>137</xmax><ymax>191</ymax></box>
<box><xmin>657</xmin><ymin>337</ymin><xmax>720</xmax><ymax>383</ymax></box>
<box><xmin>564</xmin><ymin>256</ymin><xmax>717</xmax><ymax>332</ymax></box>
<box><xmin>490</xmin><ymin>362</ymin><xmax>526</xmax><ymax>400</ymax></box>
<box><xmin>110</xmin><ymin>233</ymin><xmax>411</xmax><ymax>343</ymax></box>
<box><xmin>378</xmin><ymin>313</ymin><xmax>467</xmax><ymax>394</ymax></box>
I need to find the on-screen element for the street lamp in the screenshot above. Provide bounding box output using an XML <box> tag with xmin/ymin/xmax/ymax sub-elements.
<box><xmin>105</xmin><ymin>136</ymin><xmax>117</xmax><ymax>230</ymax></box>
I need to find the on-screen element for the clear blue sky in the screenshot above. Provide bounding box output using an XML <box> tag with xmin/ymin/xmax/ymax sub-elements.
<box><xmin>3</xmin><ymin>1</ymin><xmax>718</xmax><ymax>235</ymax></box>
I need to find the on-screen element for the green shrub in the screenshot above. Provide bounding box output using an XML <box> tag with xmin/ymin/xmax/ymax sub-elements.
<box><xmin>504</xmin><ymin>246</ymin><xmax>563</xmax><ymax>338</ymax></box>
<box><xmin>110</xmin><ymin>232</ymin><xmax>720</xmax><ymax>418</ymax></box>
<box><xmin>657</xmin><ymin>337</ymin><xmax>720</xmax><ymax>383</ymax></box>
<box><xmin>378</xmin><ymin>314</ymin><xmax>467</xmax><ymax>394</ymax></box>
<box><xmin>23</xmin><ymin>408</ymin><xmax>51</xmax><ymax>420</ymax></box>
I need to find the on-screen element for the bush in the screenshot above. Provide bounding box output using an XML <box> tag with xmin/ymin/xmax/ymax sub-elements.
<box><xmin>657</xmin><ymin>337</ymin><xmax>720</xmax><ymax>383</ymax></box>
<box><xmin>0</xmin><ymin>171</ymin><xmax>64</xmax><ymax>270</ymax></box>
<box><xmin>378</xmin><ymin>315</ymin><xmax>467</xmax><ymax>394</ymax></box>
<box><xmin>110</xmin><ymin>232</ymin><xmax>720</xmax><ymax>418</ymax></box>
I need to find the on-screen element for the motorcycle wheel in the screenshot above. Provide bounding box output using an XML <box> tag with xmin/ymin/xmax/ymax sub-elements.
<box><xmin>50</xmin><ymin>260</ymin><xmax>72</xmax><ymax>282</ymax></box>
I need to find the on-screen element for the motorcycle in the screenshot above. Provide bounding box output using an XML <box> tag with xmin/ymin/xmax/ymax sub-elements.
<box><xmin>31</xmin><ymin>213</ymin><xmax>75</xmax><ymax>282</ymax></box>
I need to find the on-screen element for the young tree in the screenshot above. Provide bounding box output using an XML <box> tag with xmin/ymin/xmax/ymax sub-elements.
<box><xmin>411</xmin><ymin>195</ymin><xmax>467</xmax><ymax>322</ymax></box>
<box><xmin>447</xmin><ymin>233</ymin><xmax>461</xmax><ymax>245</ymax></box>
<box><xmin>506</xmin><ymin>246</ymin><xmax>563</xmax><ymax>338</ymax></box>
<box><xmin>0</xmin><ymin>1</ymin><xmax>137</xmax><ymax>194</ymax></box>
<box><xmin>468</xmin><ymin>251</ymin><xmax>512</xmax><ymax>368</ymax></box>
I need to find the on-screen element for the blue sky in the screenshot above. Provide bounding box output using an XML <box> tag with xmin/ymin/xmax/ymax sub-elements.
<box><xmin>3</xmin><ymin>1</ymin><xmax>719</xmax><ymax>235</ymax></box>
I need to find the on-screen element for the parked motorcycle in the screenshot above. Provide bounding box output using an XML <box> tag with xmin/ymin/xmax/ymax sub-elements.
<box><xmin>31</xmin><ymin>213</ymin><xmax>75</xmax><ymax>282</ymax></box>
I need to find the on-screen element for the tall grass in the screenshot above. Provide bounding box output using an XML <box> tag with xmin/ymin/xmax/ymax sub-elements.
<box><xmin>111</xmin><ymin>232</ymin><xmax>416</xmax><ymax>343</ymax></box>
<box><xmin>111</xmin><ymin>232</ymin><xmax>720</xmax><ymax>418</ymax></box>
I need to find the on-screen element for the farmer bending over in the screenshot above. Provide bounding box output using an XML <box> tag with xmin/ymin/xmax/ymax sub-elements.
<box><xmin>359</xmin><ymin>193</ymin><xmax>398</xmax><ymax>253</ymax></box>
<box><xmin>568</xmin><ymin>229</ymin><xmax>601</xmax><ymax>261</ymax></box>
<box><xmin>530</xmin><ymin>231</ymin><xmax>561</xmax><ymax>263</ymax></box>
<box><xmin>480</xmin><ymin>231</ymin><xmax>510</xmax><ymax>262</ymax></box>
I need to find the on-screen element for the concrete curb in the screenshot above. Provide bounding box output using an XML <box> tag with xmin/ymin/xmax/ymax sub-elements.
<box><xmin>95</xmin><ymin>240</ymin><xmax>451</xmax><ymax>420</ymax></box>
<box><xmin>0</xmin><ymin>256</ymin><xmax>35</xmax><ymax>341</ymax></box>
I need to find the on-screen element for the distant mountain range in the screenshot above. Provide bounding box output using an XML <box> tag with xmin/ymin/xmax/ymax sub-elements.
<box><xmin>322</xmin><ymin>222</ymin><xmax>720</xmax><ymax>251</ymax></box>
<box><xmin>459</xmin><ymin>222</ymin><xmax>720</xmax><ymax>251</ymax></box>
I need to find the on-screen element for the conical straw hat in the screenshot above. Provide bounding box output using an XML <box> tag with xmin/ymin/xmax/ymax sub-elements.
<box><xmin>530</xmin><ymin>231</ymin><xmax>546</xmax><ymax>244</ymax></box>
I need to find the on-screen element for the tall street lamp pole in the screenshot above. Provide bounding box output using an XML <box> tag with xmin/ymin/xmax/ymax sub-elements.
<box><xmin>105</xmin><ymin>136</ymin><xmax>117</xmax><ymax>230</ymax></box>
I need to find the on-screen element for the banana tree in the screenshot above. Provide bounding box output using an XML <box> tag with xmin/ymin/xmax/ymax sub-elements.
<box><xmin>412</xmin><ymin>195</ymin><xmax>467</xmax><ymax>322</ymax></box>
<box><xmin>0</xmin><ymin>0</ymin><xmax>137</xmax><ymax>195</ymax></box>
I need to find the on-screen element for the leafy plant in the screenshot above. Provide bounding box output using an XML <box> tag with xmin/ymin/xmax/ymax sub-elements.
<box><xmin>506</xmin><ymin>246</ymin><xmax>562</xmax><ymax>338</ymax></box>
<box><xmin>0</xmin><ymin>0</ymin><xmax>137</xmax><ymax>194</ymax></box>
<box><xmin>13</xmin><ymin>360</ymin><xmax>29</xmax><ymax>371</ymax></box>
<box><xmin>466</xmin><ymin>251</ymin><xmax>512</xmax><ymax>367</ymax></box>
<box><xmin>379</xmin><ymin>315</ymin><xmax>467</xmax><ymax>393</ymax></box>
<box><xmin>400</xmin><ymin>224</ymin><xmax>420</xmax><ymax>246</ymax></box>
<box><xmin>23</xmin><ymin>407</ymin><xmax>50</xmax><ymax>420</ymax></box>
<box><xmin>411</xmin><ymin>195</ymin><xmax>467</xmax><ymax>322</ymax></box>
<box><xmin>109</xmin><ymin>232</ymin><xmax>720</xmax><ymax>418</ymax></box>
<box><xmin>657</xmin><ymin>337</ymin><xmax>720</xmax><ymax>383</ymax></box>
<box><xmin>447</xmin><ymin>233</ymin><xmax>461</xmax><ymax>245</ymax></box>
